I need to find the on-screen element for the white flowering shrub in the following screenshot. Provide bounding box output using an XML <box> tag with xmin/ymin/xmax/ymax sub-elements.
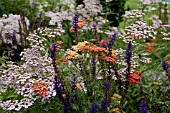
<box><xmin>0</xmin><ymin>14</ymin><xmax>29</xmax><ymax>45</ymax></box>
<box><xmin>0</xmin><ymin>33</ymin><xmax>56</xmax><ymax>111</ymax></box>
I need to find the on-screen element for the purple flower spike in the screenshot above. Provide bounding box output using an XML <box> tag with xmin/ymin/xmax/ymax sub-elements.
<box><xmin>89</xmin><ymin>101</ymin><xmax>98</xmax><ymax>113</ymax></box>
<box><xmin>54</xmin><ymin>76</ymin><xmax>63</xmax><ymax>100</ymax></box>
<box><xmin>72</xmin><ymin>13</ymin><xmax>79</xmax><ymax>31</ymax></box>
<box><xmin>12</xmin><ymin>32</ymin><xmax>17</xmax><ymax>43</ymax></box>
<box><xmin>107</xmin><ymin>32</ymin><xmax>118</xmax><ymax>47</ymax></box>
<box><xmin>125</xmin><ymin>41</ymin><xmax>132</xmax><ymax>63</ymax></box>
<box><xmin>92</xmin><ymin>57</ymin><xmax>96</xmax><ymax>75</ymax></box>
<box><xmin>103</xmin><ymin>81</ymin><xmax>111</xmax><ymax>91</ymax></box>
<box><xmin>50</xmin><ymin>42</ymin><xmax>57</xmax><ymax>58</ymax></box>
<box><xmin>101</xmin><ymin>98</ymin><xmax>108</xmax><ymax>111</ymax></box>
<box><xmin>162</xmin><ymin>61</ymin><xmax>169</xmax><ymax>71</ymax></box>
<box><xmin>139</xmin><ymin>99</ymin><xmax>148</xmax><ymax>113</ymax></box>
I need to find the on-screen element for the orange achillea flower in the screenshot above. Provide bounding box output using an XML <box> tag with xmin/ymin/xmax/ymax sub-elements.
<box><xmin>66</xmin><ymin>51</ymin><xmax>82</xmax><ymax>59</ymax></box>
<box><xmin>98</xmin><ymin>56</ymin><xmax>116</xmax><ymax>63</ymax></box>
<box><xmin>32</xmin><ymin>81</ymin><xmax>49</xmax><ymax>97</ymax></box>
<box><xmin>126</xmin><ymin>71</ymin><xmax>142</xmax><ymax>84</ymax></box>
<box><xmin>56</xmin><ymin>58</ymin><xmax>68</xmax><ymax>64</ymax></box>
<box><xmin>77</xmin><ymin>20</ymin><xmax>84</xmax><ymax>28</ymax></box>
<box><xmin>70</xmin><ymin>20</ymin><xmax>85</xmax><ymax>33</ymax></box>
<box><xmin>79</xmin><ymin>45</ymin><xmax>108</xmax><ymax>53</ymax></box>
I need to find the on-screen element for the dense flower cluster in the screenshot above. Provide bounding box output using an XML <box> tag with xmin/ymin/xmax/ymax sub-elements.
<box><xmin>76</xmin><ymin>0</ymin><xmax>102</xmax><ymax>17</ymax></box>
<box><xmin>126</xmin><ymin>71</ymin><xmax>142</xmax><ymax>84</ymax></box>
<box><xmin>0</xmin><ymin>34</ymin><xmax>56</xmax><ymax>111</ymax></box>
<box><xmin>78</xmin><ymin>45</ymin><xmax>108</xmax><ymax>53</ymax></box>
<box><xmin>112</xmin><ymin>108</ymin><xmax>125</xmax><ymax>113</ymax></box>
<box><xmin>72</xmin><ymin>41</ymin><xmax>93</xmax><ymax>51</ymax></box>
<box><xmin>89</xmin><ymin>102</ymin><xmax>98</xmax><ymax>113</ymax></box>
<box><xmin>66</xmin><ymin>51</ymin><xmax>82</xmax><ymax>59</ymax></box>
<box><xmin>162</xmin><ymin>61</ymin><xmax>169</xmax><ymax>71</ymax></box>
<box><xmin>111</xmin><ymin>94</ymin><xmax>122</xmax><ymax>104</ymax></box>
<box><xmin>32</xmin><ymin>81</ymin><xmax>49</xmax><ymax>97</ymax></box>
<box><xmin>123</xmin><ymin>10</ymin><xmax>144</xmax><ymax>19</ymax></box>
<box><xmin>139</xmin><ymin>99</ymin><xmax>148</xmax><ymax>113</ymax></box>
<box><xmin>45</xmin><ymin>11</ymin><xmax>73</xmax><ymax>26</ymax></box>
<box><xmin>0</xmin><ymin>14</ymin><xmax>29</xmax><ymax>45</ymax></box>
<box><xmin>56</xmin><ymin>58</ymin><xmax>69</xmax><ymax>64</ymax></box>
<box><xmin>98</xmin><ymin>56</ymin><xmax>116</xmax><ymax>63</ymax></box>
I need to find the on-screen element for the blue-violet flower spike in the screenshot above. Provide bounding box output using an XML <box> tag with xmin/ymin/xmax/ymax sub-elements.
<box><xmin>125</xmin><ymin>41</ymin><xmax>132</xmax><ymax>63</ymax></box>
<box><xmin>101</xmin><ymin>98</ymin><xmax>108</xmax><ymax>111</ymax></box>
<box><xmin>139</xmin><ymin>99</ymin><xmax>148</xmax><ymax>113</ymax></box>
<box><xmin>103</xmin><ymin>81</ymin><xmax>111</xmax><ymax>91</ymax></box>
<box><xmin>162</xmin><ymin>61</ymin><xmax>169</xmax><ymax>71</ymax></box>
<box><xmin>89</xmin><ymin>101</ymin><xmax>98</xmax><ymax>113</ymax></box>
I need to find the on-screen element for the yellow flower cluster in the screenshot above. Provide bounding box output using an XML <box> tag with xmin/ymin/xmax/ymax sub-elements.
<box><xmin>111</xmin><ymin>50</ymin><xmax>116</xmax><ymax>57</ymax></box>
<box><xmin>111</xmin><ymin>94</ymin><xmax>122</xmax><ymax>104</ymax></box>
<box><xmin>112</xmin><ymin>108</ymin><xmax>125</xmax><ymax>113</ymax></box>
<box><xmin>65</xmin><ymin>51</ymin><xmax>82</xmax><ymax>59</ymax></box>
<box><xmin>72</xmin><ymin>41</ymin><xmax>93</xmax><ymax>52</ymax></box>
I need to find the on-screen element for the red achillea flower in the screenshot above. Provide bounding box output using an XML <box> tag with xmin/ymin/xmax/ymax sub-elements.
<box><xmin>79</xmin><ymin>45</ymin><xmax>108</xmax><ymax>53</ymax></box>
<box><xmin>56</xmin><ymin>58</ymin><xmax>68</xmax><ymax>64</ymax></box>
<box><xmin>32</xmin><ymin>81</ymin><xmax>49</xmax><ymax>97</ymax></box>
<box><xmin>145</xmin><ymin>43</ymin><xmax>154</xmax><ymax>52</ymax></box>
<box><xmin>98</xmin><ymin>56</ymin><xmax>116</xmax><ymax>63</ymax></box>
<box><xmin>144</xmin><ymin>39</ymin><xmax>156</xmax><ymax>52</ymax></box>
<box><xmin>126</xmin><ymin>71</ymin><xmax>142</xmax><ymax>84</ymax></box>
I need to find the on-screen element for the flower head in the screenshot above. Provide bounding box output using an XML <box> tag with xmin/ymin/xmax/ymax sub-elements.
<box><xmin>89</xmin><ymin>102</ymin><xmax>98</xmax><ymax>113</ymax></box>
<box><xmin>56</xmin><ymin>58</ymin><xmax>69</xmax><ymax>64</ymax></box>
<box><xmin>101</xmin><ymin>98</ymin><xmax>108</xmax><ymax>111</ymax></box>
<box><xmin>125</xmin><ymin>41</ymin><xmax>132</xmax><ymax>63</ymax></box>
<box><xmin>98</xmin><ymin>40</ymin><xmax>108</xmax><ymax>48</ymax></box>
<box><xmin>75</xmin><ymin>83</ymin><xmax>82</xmax><ymax>90</ymax></box>
<box><xmin>112</xmin><ymin>108</ymin><xmax>125</xmax><ymax>113</ymax></box>
<box><xmin>139</xmin><ymin>99</ymin><xmax>148</xmax><ymax>113</ymax></box>
<box><xmin>72</xmin><ymin>41</ymin><xmax>93</xmax><ymax>51</ymax></box>
<box><xmin>79</xmin><ymin>45</ymin><xmax>109</xmax><ymax>54</ymax></box>
<box><xmin>12</xmin><ymin>32</ymin><xmax>16</xmax><ymax>41</ymax></box>
<box><xmin>103</xmin><ymin>81</ymin><xmax>111</xmax><ymax>90</ymax></box>
<box><xmin>162</xmin><ymin>61</ymin><xmax>169</xmax><ymax>71</ymax></box>
<box><xmin>86</xmin><ymin>18</ymin><xmax>93</xmax><ymax>22</ymax></box>
<box><xmin>70</xmin><ymin>14</ymin><xmax>85</xmax><ymax>33</ymax></box>
<box><xmin>32</xmin><ymin>81</ymin><xmax>49</xmax><ymax>97</ymax></box>
<box><xmin>54</xmin><ymin>76</ymin><xmax>63</xmax><ymax>99</ymax></box>
<box><xmin>126</xmin><ymin>71</ymin><xmax>142</xmax><ymax>84</ymax></box>
<box><xmin>98</xmin><ymin>56</ymin><xmax>116</xmax><ymax>63</ymax></box>
<box><xmin>65</xmin><ymin>51</ymin><xmax>82</xmax><ymax>59</ymax></box>
<box><xmin>107</xmin><ymin>32</ymin><xmax>118</xmax><ymax>47</ymax></box>
<box><xmin>49</xmin><ymin>42</ymin><xmax>58</xmax><ymax>58</ymax></box>
<box><xmin>92</xmin><ymin>57</ymin><xmax>96</xmax><ymax>75</ymax></box>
